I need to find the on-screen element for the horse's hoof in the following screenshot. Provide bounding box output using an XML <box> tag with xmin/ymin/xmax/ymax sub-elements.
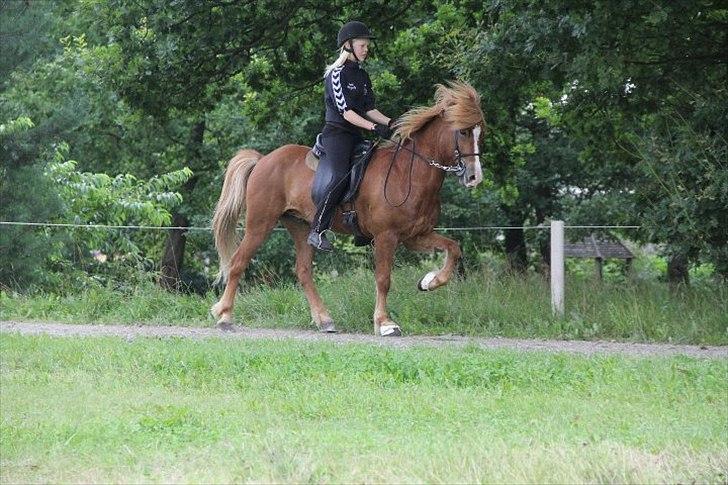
<box><xmin>379</xmin><ymin>324</ymin><xmax>402</xmax><ymax>337</ymax></box>
<box><xmin>418</xmin><ymin>271</ymin><xmax>438</xmax><ymax>291</ymax></box>
<box><xmin>216</xmin><ymin>321</ymin><xmax>237</xmax><ymax>332</ymax></box>
<box><xmin>319</xmin><ymin>320</ymin><xmax>338</xmax><ymax>333</ymax></box>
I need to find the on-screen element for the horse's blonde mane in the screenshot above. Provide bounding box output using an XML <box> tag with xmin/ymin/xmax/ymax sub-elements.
<box><xmin>393</xmin><ymin>81</ymin><xmax>484</xmax><ymax>140</ymax></box>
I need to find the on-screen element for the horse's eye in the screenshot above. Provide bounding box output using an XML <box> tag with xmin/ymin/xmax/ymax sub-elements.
<box><xmin>459</xmin><ymin>129</ymin><xmax>468</xmax><ymax>136</ymax></box>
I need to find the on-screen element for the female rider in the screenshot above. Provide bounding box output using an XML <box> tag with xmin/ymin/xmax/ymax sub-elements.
<box><xmin>308</xmin><ymin>21</ymin><xmax>393</xmax><ymax>251</ymax></box>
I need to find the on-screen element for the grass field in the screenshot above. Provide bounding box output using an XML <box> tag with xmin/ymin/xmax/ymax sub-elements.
<box><xmin>2</xmin><ymin>265</ymin><xmax>727</xmax><ymax>344</ymax></box>
<box><xmin>1</xmin><ymin>333</ymin><xmax>726</xmax><ymax>483</ymax></box>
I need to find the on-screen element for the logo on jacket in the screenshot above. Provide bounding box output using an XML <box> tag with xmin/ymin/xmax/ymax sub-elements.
<box><xmin>347</xmin><ymin>82</ymin><xmax>357</xmax><ymax>91</ymax></box>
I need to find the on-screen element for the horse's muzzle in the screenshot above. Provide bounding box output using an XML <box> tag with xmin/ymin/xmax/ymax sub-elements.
<box><xmin>462</xmin><ymin>160</ymin><xmax>483</xmax><ymax>188</ymax></box>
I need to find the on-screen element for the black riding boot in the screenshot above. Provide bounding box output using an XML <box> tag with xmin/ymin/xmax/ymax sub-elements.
<box><xmin>308</xmin><ymin>185</ymin><xmax>341</xmax><ymax>252</ymax></box>
<box><xmin>309</xmin><ymin>126</ymin><xmax>360</xmax><ymax>252</ymax></box>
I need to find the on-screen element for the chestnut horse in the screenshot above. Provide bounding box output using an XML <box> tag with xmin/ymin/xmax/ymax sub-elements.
<box><xmin>211</xmin><ymin>81</ymin><xmax>484</xmax><ymax>336</ymax></box>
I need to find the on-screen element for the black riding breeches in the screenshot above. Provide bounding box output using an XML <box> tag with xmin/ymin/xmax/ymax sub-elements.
<box><xmin>310</xmin><ymin>126</ymin><xmax>363</xmax><ymax>233</ymax></box>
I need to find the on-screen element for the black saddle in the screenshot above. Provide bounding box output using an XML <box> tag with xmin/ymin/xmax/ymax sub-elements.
<box><xmin>311</xmin><ymin>133</ymin><xmax>377</xmax><ymax>204</ymax></box>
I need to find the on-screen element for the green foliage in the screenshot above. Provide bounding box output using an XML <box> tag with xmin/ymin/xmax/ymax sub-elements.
<box><xmin>631</xmin><ymin>111</ymin><xmax>728</xmax><ymax>275</ymax></box>
<box><xmin>0</xmin><ymin>110</ymin><xmax>191</xmax><ymax>289</ymax></box>
<box><xmin>512</xmin><ymin>0</ymin><xmax>726</xmax><ymax>274</ymax></box>
<box><xmin>42</xmin><ymin>143</ymin><xmax>192</xmax><ymax>278</ymax></box>
<box><xmin>0</xmin><ymin>1</ymin><xmax>70</xmax><ymax>89</ymax></box>
<box><xmin>0</xmin><ymin>116</ymin><xmax>64</xmax><ymax>289</ymax></box>
<box><xmin>532</xmin><ymin>96</ymin><xmax>561</xmax><ymax>126</ymax></box>
<box><xmin>0</xmin><ymin>116</ymin><xmax>34</xmax><ymax>135</ymax></box>
<box><xmin>47</xmin><ymin>143</ymin><xmax>191</xmax><ymax>229</ymax></box>
<box><xmin>455</xmin><ymin>0</ymin><xmax>728</xmax><ymax>275</ymax></box>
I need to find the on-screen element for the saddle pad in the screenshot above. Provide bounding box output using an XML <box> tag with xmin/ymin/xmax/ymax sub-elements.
<box><xmin>305</xmin><ymin>150</ymin><xmax>319</xmax><ymax>171</ymax></box>
<box><xmin>305</xmin><ymin>132</ymin><xmax>325</xmax><ymax>171</ymax></box>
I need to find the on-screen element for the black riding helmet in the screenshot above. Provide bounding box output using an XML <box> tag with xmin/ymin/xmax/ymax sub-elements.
<box><xmin>337</xmin><ymin>21</ymin><xmax>375</xmax><ymax>49</ymax></box>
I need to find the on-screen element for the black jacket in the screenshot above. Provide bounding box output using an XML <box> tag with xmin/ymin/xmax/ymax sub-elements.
<box><xmin>324</xmin><ymin>60</ymin><xmax>375</xmax><ymax>133</ymax></box>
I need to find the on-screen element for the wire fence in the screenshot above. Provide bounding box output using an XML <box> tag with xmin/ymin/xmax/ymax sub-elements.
<box><xmin>0</xmin><ymin>221</ymin><xmax>643</xmax><ymax>232</ymax></box>
<box><xmin>1</xmin><ymin>220</ymin><xmax>646</xmax><ymax>313</ymax></box>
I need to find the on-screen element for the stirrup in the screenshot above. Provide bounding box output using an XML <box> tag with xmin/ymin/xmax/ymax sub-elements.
<box><xmin>307</xmin><ymin>230</ymin><xmax>334</xmax><ymax>252</ymax></box>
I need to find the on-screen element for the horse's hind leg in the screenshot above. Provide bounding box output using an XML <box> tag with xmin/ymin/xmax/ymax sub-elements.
<box><xmin>403</xmin><ymin>231</ymin><xmax>462</xmax><ymax>291</ymax></box>
<box><xmin>211</xmin><ymin>216</ymin><xmax>278</xmax><ymax>329</ymax></box>
<box><xmin>281</xmin><ymin>216</ymin><xmax>336</xmax><ymax>332</ymax></box>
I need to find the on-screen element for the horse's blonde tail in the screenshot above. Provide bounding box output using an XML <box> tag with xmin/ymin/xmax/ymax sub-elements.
<box><xmin>212</xmin><ymin>149</ymin><xmax>263</xmax><ymax>285</ymax></box>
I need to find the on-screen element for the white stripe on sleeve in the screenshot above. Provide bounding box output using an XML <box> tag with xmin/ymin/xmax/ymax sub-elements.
<box><xmin>331</xmin><ymin>66</ymin><xmax>347</xmax><ymax>113</ymax></box>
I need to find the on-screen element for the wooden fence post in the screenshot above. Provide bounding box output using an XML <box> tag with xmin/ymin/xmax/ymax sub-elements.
<box><xmin>550</xmin><ymin>220</ymin><xmax>565</xmax><ymax>316</ymax></box>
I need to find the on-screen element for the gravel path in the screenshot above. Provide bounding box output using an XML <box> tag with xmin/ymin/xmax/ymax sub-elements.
<box><xmin>2</xmin><ymin>320</ymin><xmax>726</xmax><ymax>359</ymax></box>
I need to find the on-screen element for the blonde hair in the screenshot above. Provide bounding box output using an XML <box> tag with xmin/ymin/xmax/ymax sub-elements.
<box><xmin>324</xmin><ymin>47</ymin><xmax>350</xmax><ymax>78</ymax></box>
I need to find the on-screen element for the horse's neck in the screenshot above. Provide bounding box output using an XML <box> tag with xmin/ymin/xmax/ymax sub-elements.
<box><xmin>409</xmin><ymin>117</ymin><xmax>452</xmax><ymax>164</ymax></box>
<box><xmin>404</xmin><ymin>117</ymin><xmax>453</xmax><ymax>190</ymax></box>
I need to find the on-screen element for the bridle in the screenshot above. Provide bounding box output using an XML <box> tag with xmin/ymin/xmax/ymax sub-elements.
<box><xmin>383</xmin><ymin>127</ymin><xmax>482</xmax><ymax>207</ymax></box>
<box><xmin>393</xmin><ymin>129</ymin><xmax>480</xmax><ymax>176</ymax></box>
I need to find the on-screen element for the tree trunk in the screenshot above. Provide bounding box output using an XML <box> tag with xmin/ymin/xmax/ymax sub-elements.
<box><xmin>504</xmin><ymin>227</ymin><xmax>528</xmax><ymax>273</ymax></box>
<box><xmin>158</xmin><ymin>213</ymin><xmax>189</xmax><ymax>291</ymax></box>
<box><xmin>534</xmin><ymin>192</ymin><xmax>553</xmax><ymax>274</ymax></box>
<box><xmin>667</xmin><ymin>253</ymin><xmax>690</xmax><ymax>286</ymax></box>
<box><xmin>157</xmin><ymin>120</ymin><xmax>205</xmax><ymax>291</ymax></box>
<box><xmin>538</xmin><ymin>240</ymin><xmax>550</xmax><ymax>274</ymax></box>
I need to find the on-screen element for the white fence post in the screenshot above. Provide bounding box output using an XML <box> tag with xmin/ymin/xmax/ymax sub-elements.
<box><xmin>550</xmin><ymin>220</ymin><xmax>565</xmax><ymax>316</ymax></box>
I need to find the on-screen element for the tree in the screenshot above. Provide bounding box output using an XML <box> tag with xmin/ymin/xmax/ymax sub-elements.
<box><xmin>0</xmin><ymin>117</ymin><xmax>64</xmax><ymax>288</ymax></box>
<box><xmin>458</xmin><ymin>0</ymin><xmax>726</xmax><ymax>280</ymax></box>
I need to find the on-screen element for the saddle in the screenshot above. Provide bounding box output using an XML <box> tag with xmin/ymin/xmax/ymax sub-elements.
<box><xmin>305</xmin><ymin>133</ymin><xmax>377</xmax><ymax>245</ymax></box>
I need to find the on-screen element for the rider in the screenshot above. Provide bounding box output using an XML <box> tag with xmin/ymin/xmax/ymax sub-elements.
<box><xmin>308</xmin><ymin>20</ymin><xmax>394</xmax><ymax>252</ymax></box>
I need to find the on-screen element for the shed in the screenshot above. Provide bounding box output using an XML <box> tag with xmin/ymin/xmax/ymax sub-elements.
<box><xmin>563</xmin><ymin>234</ymin><xmax>634</xmax><ymax>279</ymax></box>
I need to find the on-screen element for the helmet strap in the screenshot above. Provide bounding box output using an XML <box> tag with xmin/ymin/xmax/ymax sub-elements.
<box><xmin>344</xmin><ymin>40</ymin><xmax>361</xmax><ymax>62</ymax></box>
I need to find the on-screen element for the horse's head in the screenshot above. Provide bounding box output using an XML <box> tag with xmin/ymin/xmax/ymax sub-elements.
<box><xmin>435</xmin><ymin>82</ymin><xmax>484</xmax><ymax>188</ymax></box>
<box><xmin>394</xmin><ymin>81</ymin><xmax>485</xmax><ymax>188</ymax></box>
<box><xmin>452</xmin><ymin>124</ymin><xmax>483</xmax><ymax>188</ymax></box>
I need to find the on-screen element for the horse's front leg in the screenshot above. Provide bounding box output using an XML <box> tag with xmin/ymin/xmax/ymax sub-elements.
<box><xmin>373</xmin><ymin>231</ymin><xmax>401</xmax><ymax>337</ymax></box>
<box><xmin>404</xmin><ymin>231</ymin><xmax>462</xmax><ymax>291</ymax></box>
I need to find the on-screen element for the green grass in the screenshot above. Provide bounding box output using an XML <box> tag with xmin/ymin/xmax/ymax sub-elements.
<box><xmin>2</xmin><ymin>264</ymin><xmax>727</xmax><ymax>344</ymax></box>
<box><xmin>1</xmin><ymin>333</ymin><xmax>726</xmax><ymax>483</ymax></box>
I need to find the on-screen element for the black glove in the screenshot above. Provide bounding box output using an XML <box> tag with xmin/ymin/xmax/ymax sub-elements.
<box><xmin>373</xmin><ymin>123</ymin><xmax>392</xmax><ymax>139</ymax></box>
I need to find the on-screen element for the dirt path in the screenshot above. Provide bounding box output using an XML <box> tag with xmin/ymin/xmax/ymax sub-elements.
<box><xmin>2</xmin><ymin>320</ymin><xmax>726</xmax><ymax>359</ymax></box>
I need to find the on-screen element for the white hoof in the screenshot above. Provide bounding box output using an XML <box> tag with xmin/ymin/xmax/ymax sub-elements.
<box><xmin>418</xmin><ymin>271</ymin><xmax>438</xmax><ymax>291</ymax></box>
<box><xmin>210</xmin><ymin>301</ymin><xmax>224</xmax><ymax>318</ymax></box>
<box><xmin>379</xmin><ymin>324</ymin><xmax>402</xmax><ymax>337</ymax></box>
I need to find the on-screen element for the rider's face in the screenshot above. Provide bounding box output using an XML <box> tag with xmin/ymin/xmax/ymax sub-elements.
<box><xmin>350</xmin><ymin>38</ymin><xmax>370</xmax><ymax>61</ymax></box>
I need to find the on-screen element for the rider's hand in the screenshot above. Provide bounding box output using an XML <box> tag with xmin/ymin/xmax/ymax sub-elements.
<box><xmin>373</xmin><ymin>123</ymin><xmax>392</xmax><ymax>139</ymax></box>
